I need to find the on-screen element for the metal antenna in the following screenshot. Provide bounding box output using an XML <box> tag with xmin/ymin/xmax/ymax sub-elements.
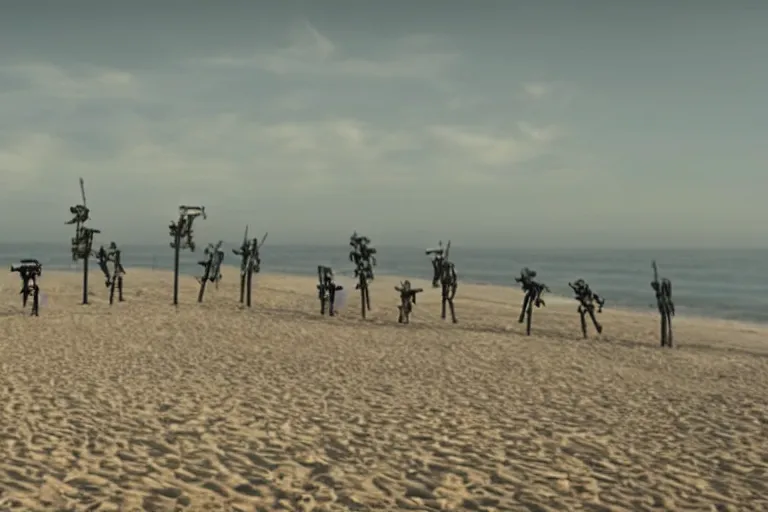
<box><xmin>79</xmin><ymin>177</ymin><xmax>87</xmax><ymax>207</ymax></box>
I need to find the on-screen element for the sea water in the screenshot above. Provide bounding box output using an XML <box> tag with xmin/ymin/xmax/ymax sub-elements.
<box><xmin>2</xmin><ymin>243</ymin><xmax>767</xmax><ymax>324</ymax></box>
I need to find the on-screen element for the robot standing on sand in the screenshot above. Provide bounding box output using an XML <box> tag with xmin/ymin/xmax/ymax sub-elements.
<box><xmin>569</xmin><ymin>279</ymin><xmax>605</xmax><ymax>338</ymax></box>
<box><xmin>168</xmin><ymin>205</ymin><xmax>206</xmax><ymax>306</ymax></box>
<box><xmin>516</xmin><ymin>267</ymin><xmax>549</xmax><ymax>336</ymax></box>
<box><xmin>66</xmin><ymin>177</ymin><xmax>101</xmax><ymax>305</ymax></box>
<box><xmin>317</xmin><ymin>265</ymin><xmax>344</xmax><ymax>316</ymax></box>
<box><xmin>651</xmin><ymin>260</ymin><xmax>675</xmax><ymax>348</ymax></box>
<box><xmin>233</xmin><ymin>227</ymin><xmax>268</xmax><ymax>308</ymax></box>
<box><xmin>426</xmin><ymin>240</ymin><xmax>458</xmax><ymax>323</ymax></box>
<box><xmin>196</xmin><ymin>240</ymin><xmax>225</xmax><ymax>303</ymax></box>
<box><xmin>10</xmin><ymin>259</ymin><xmax>43</xmax><ymax>316</ymax></box>
<box><xmin>349</xmin><ymin>232</ymin><xmax>377</xmax><ymax>319</ymax></box>
<box><xmin>96</xmin><ymin>242</ymin><xmax>126</xmax><ymax>305</ymax></box>
<box><xmin>395</xmin><ymin>280</ymin><xmax>423</xmax><ymax>324</ymax></box>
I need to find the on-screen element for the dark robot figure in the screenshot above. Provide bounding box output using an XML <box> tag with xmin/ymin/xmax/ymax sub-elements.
<box><xmin>10</xmin><ymin>259</ymin><xmax>42</xmax><ymax>316</ymax></box>
<box><xmin>66</xmin><ymin>177</ymin><xmax>100</xmax><ymax>305</ymax></box>
<box><xmin>426</xmin><ymin>240</ymin><xmax>458</xmax><ymax>322</ymax></box>
<box><xmin>233</xmin><ymin>228</ymin><xmax>267</xmax><ymax>307</ymax></box>
<box><xmin>66</xmin><ymin>178</ymin><xmax>91</xmax><ymax>262</ymax></box>
<box><xmin>317</xmin><ymin>265</ymin><xmax>343</xmax><ymax>316</ymax></box>
<box><xmin>66</xmin><ymin>204</ymin><xmax>90</xmax><ymax>236</ymax></box>
<box><xmin>197</xmin><ymin>241</ymin><xmax>224</xmax><ymax>303</ymax></box>
<box><xmin>569</xmin><ymin>279</ymin><xmax>605</xmax><ymax>338</ymax></box>
<box><xmin>651</xmin><ymin>260</ymin><xmax>675</xmax><ymax>348</ymax></box>
<box><xmin>425</xmin><ymin>240</ymin><xmax>450</xmax><ymax>288</ymax></box>
<box><xmin>516</xmin><ymin>267</ymin><xmax>550</xmax><ymax>335</ymax></box>
<box><xmin>96</xmin><ymin>242</ymin><xmax>126</xmax><ymax>305</ymax></box>
<box><xmin>170</xmin><ymin>206</ymin><xmax>206</xmax><ymax>252</ymax></box>
<box><xmin>96</xmin><ymin>246</ymin><xmax>109</xmax><ymax>285</ymax></box>
<box><xmin>395</xmin><ymin>280</ymin><xmax>423</xmax><ymax>324</ymax></box>
<box><xmin>212</xmin><ymin>250</ymin><xmax>225</xmax><ymax>290</ymax></box>
<box><xmin>349</xmin><ymin>232</ymin><xmax>377</xmax><ymax>319</ymax></box>
<box><xmin>169</xmin><ymin>205</ymin><xmax>206</xmax><ymax>306</ymax></box>
<box><xmin>439</xmin><ymin>259</ymin><xmax>458</xmax><ymax>323</ymax></box>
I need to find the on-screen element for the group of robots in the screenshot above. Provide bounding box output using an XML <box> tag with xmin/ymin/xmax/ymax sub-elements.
<box><xmin>10</xmin><ymin>178</ymin><xmax>125</xmax><ymax>316</ymax></box>
<box><xmin>316</xmin><ymin>234</ymin><xmax>458</xmax><ymax>325</ymax></box>
<box><xmin>167</xmin><ymin>205</ymin><xmax>266</xmax><ymax>307</ymax></box>
<box><xmin>9</xmin><ymin>178</ymin><xmax>676</xmax><ymax>347</ymax></box>
<box><xmin>315</xmin><ymin>234</ymin><xmax>676</xmax><ymax>347</ymax></box>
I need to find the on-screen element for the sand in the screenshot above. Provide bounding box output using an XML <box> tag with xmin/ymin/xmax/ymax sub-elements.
<box><xmin>0</xmin><ymin>266</ymin><xmax>766</xmax><ymax>511</ymax></box>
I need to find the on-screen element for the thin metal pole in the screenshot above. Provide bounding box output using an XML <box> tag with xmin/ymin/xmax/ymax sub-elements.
<box><xmin>173</xmin><ymin>231</ymin><xmax>181</xmax><ymax>306</ymax></box>
<box><xmin>82</xmin><ymin>238</ymin><xmax>91</xmax><ymax>305</ymax></box>
<box><xmin>246</xmin><ymin>268</ymin><xmax>253</xmax><ymax>307</ymax></box>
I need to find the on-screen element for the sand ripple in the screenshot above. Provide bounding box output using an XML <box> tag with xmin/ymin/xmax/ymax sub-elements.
<box><xmin>0</xmin><ymin>268</ymin><xmax>766</xmax><ymax>510</ymax></box>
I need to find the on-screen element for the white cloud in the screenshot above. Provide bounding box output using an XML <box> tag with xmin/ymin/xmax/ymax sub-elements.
<box><xmin>427</xmin><ymin>123</ymin><xmax>561</xmax><ymax>167</ymax></box>
<box><xmin>0</xmin><ymin>27</ymin><xmax>578</xmax><ymax>243</ymax></box>
<box><xmin>0</xmin><ymin>111</ymin><xmax>424</xmax><ymax>200</ymax></box>
<box><xmin>2</xmin><ymin>63</ymin><xmax>140</xmax><ymax>100</ymax></box>
<box><xmin>0</xmin><ymin>133</ymin><xmax>64</xmax><ymax>190</ymax></box>
<box><xmin>521</xmin><ymin>81</ymin><xmax>553</xmax><ymax>100</ymax></box>
<box><xmin>261</xmin><ymin>119</ymin><xmax>416</xmax><ymax>161</ymax></box>
<box><xmin>516</xmin><ymin>122</ymin><xmax>563</xmax><ymax>144</ymax></box>
<box><xmin>0</xmin><ymin>95</ymin><xmax>565</xmax><ymax>196</ymax></box>
<box><xmin>0</xmin><ymin>14</ymin><xmax>759</xmax><ymax>248</ymax></box>
<box><xmin>198</xmin><ymin>21</ymin><xmax>458</xmax><ymax>81</ymax></box>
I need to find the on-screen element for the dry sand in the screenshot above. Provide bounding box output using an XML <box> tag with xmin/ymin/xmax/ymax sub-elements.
<box><xmin>0</xmin><ymin>266</ymin><xmax>766</xmax><ymax>511</ymax></box>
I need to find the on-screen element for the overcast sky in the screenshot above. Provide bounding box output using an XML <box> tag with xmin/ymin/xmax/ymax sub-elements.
<box><xmin>0</xmin><ymin>1</ymin><xmax>765</xmax><ymax>248</ymax></box>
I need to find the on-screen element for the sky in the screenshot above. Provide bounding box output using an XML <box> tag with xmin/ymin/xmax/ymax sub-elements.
<box><xmin>0</xmin><ymin>0</ymin><xmax>766</xmax><ymax>249</ymax></box>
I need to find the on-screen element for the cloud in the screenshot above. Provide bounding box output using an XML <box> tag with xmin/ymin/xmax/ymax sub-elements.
<box><xmin>0</xmin><ymin>109</ymin><xmax>424</xmax><ymax>200</ymax></box>
<box><xmin>261</xmin><ymin>119</ymin><xmax>416</xmax><ymax>161</ymax></box>
<box><xmin>0</xmin><ymin>8</ymin><xmax>760</xmax><ymax>248</ymax></box>
<box><xmin>0</xmin><ymin>24</ymin><xmax>579</xmax><ymax>244</ymax></box>
<box><xmin>1</xmin><ymin>63</ymin><xmax>140</xmax><ymax>100</ymax></box>
<box><xmin>427</xmin><ymin>122</ymin><xmax>562</xmax><ymax>167</ymax></box>
<box><xmin>197</xmin><ymin>21</ymin><xmax>457</xmax><ymax>81</ymax></box>
<box><xmin>516</xmin><ymin>122</ymin><xmax>563</xmax><ymax>144</ymax></box>
<box><xmin>0</xmin><ymin>58</ymin><xmax>567</xmax><ymax>196</ymax></box>
<box><xmin>0</xmin><ymin>132</ymin><xmax>65</xmax><ymax>191</ymax></box>
<box><xmin>521</xmin><ymin>82</ymin><xmax>554</xmax><ymax>100</ymax></box>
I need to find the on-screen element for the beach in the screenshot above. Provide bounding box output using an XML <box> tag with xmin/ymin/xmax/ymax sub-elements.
<box><xmin>0</xmin><ymin>267</ymin><xmax>766</xmax><ymax>511</ymax></box>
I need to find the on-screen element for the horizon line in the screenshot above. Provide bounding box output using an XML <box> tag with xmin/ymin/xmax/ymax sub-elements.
<box><xmin>1</xmin><ymin>241</ymin><xmax>767</xmax><ymax>252</ymax></box>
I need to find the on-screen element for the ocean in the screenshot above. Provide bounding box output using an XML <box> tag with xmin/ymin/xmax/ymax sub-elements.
<box><xmin>3</xmin><ymin>243</ymin><xmax>768</xmax><ymax>324</ymax></box>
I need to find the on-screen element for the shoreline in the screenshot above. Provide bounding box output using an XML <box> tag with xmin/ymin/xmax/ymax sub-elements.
<box><xmin>32</xmin><ymin>265</ymin><xmax>768</xmax><ymax>331</ymax></box>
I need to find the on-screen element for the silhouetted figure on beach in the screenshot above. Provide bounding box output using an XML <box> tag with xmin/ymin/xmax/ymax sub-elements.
<box><xmin>349</xmin><ymin>232</ymin><xmax>377</xmax><ymax>318</ymax></box>
<box><xmin>651</xmin><ymin>260</ymin><xmax>675</xmax><ymax>347</ymax></box>
<box><xmin>426</xmin><ymin>240</ymin><xmax>449</xmax><ymax>288</ymax></box>
<box><xmin>96</xmin><ymin>241</ymin><xmax>126</xmax><ymax>304</ymax></box>
<box><xmin>317</xmin><ymin>265</ymin><xmax>343</xmax><ymax>316</ymax></box>
<box><xmin>65</xmin><ymin>178</ymin><xmax>91</xmax><ymax>263</ymax></box>
<box><xmin>569</xmin><ymin>279</ymin><xmax>605</xmax><ymax>338</ymax></box>
<box><xmin>233</xmin><ymin>226</ymin><xmax>267</xmax><ymax>307</ymax></box>
<box><xmin>395</xmin><ymin>280</ymin><xmax>423</xmax><ymax>324</ymax></box>
<box><xmin>169</xmin><ymin>205</ymin><xmax>206</xmax><ymax>305</ymax></box>
<box><xmin>197</xmin><ymin>241</ymin><xmax>224</xmax><ymax>303</ymax></box>
<box><xmin>439</xmin><ymin>259</ymin><xmax>458</xmax><ymax>323</ymax></box>
<box><xmin>516</xmin><ymin>267</ymin><xmax>549</xmax><ymax>335</ymax></box>
<box><xmin>66</xmin><ymin>177</ymin><xmax>100</xmax><ymax>305</ymax></box>
<box><xmin>97</xmin><ymin>246</ymin><xmax>109</xmax><ymax>284</ymax></box>
<box><xmin>10</xmin><ymin>259</ymin><xmax>42</xmax><ymax>316</ymax></box>
<box><xmin>426</xmin><ymin>240</ymin><xmax>458</xmax><ymax>322</ymax></box>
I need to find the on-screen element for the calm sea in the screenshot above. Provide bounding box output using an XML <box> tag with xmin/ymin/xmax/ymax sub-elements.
<box><xmin>3</xmin><ymin>243</ymin><xmax>767</xmax><ymax>324</ymax></box>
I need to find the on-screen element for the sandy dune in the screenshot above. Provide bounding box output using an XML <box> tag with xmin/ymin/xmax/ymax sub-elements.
<box><xmin>0</xmin><ymin>266</ymin><xmax>766</xmax><ymax>511</ymax></box>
